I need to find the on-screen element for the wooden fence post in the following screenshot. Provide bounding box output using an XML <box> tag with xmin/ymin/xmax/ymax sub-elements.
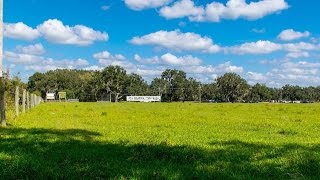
<box><xmin>26</xmin><ymin>91</ymin><xmax>30</xmax><ymax>111</ymax></box>
<box><xmin>32</xmin><ymin>94</ymin><xmax>35</xmax><ymax>107</ymax></box>
<box><xmin>34</xmin><ymin>94</ymin><xmax>37</xmax><ymax>106</ymax></box>
<box><xmin>35</xmin><ymin>95</ymin><xmax>38</xmax><ymax>106</ymax></box>
<box><xmin>15</xmin><ymin>86</ymin><xmax>19</xmax><ymax>117</ymax></box>
<box><xmin>34</xmin><ymin>95</ymin><xmax>37</xmax><ymax>106</ymax></box>
<box><xmin>22</xmin><ymin>89</ymin><xmax>26</xmax><ymax>113</ymax></box>
<box><xmin>31</xmin><ymin>94</ymin><xmax>34</xmax><ymax>108</ymax></box>
<box><xmin>34</xmin><ymin>94</ymin><xmax>36</xmax><ymax>107</ymax></box>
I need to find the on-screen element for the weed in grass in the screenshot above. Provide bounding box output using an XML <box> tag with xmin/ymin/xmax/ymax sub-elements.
<box><xmin>278</xmin><ymin>129</ymin><xmax>298</xmax><ymax>136</ymax></box>
<box><xmin>293</xmin><ymin>119</ymin><xmax>302</xmax><ymax>123</ymax></box>
<box><xmin>101</xmin><ymin>112</ymin><xmax>107</xmax><ymax>116</ymax></box>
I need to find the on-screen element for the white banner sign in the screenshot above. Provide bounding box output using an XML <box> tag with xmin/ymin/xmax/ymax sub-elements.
<box><xmin>46</xmin><ymin>93</ymin><xmax>55</xmax><ymax>100</ymax></box>
<box><xmin>127</xmin><ymin>96</ymin><xmax>161</xmax><ymax>102</ymax></box>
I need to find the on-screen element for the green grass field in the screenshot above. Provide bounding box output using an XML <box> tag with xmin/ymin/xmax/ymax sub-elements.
<box><xmin>1</xmin><ymin>102</ymin><xmax>320</xmax><ymax>179</ymax></box>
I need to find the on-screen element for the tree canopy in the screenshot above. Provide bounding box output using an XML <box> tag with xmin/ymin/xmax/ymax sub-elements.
<box><xmin>27</xmin><ymin>66</ymin><xmax>320</xmax><ymax>103</ymax></box>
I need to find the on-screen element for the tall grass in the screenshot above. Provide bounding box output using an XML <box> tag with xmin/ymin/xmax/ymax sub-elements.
<box><xmin>1</xmin><ymin>102</ymin><xmax>320</xmax><ymax>179</ymax></box>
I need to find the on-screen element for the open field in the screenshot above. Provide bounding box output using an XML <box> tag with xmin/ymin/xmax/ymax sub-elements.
<box><xmin>1</xmin><ymin>102</ymin><xmax>320</xmax><ymax>179</ymax></box>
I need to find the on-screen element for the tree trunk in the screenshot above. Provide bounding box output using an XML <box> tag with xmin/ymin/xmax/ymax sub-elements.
<box><xmin>115</xmin><ymin>93</ymin><xmax>119</xmax><ymax>103</ymax></box>
<box><xmin>115</xmin><ymin>93</ymin><xmax>122</xmax><ymax>102</ymax></box>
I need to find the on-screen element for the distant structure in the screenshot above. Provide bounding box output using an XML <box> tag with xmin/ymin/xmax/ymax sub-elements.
<box><xmin>46</xmin><ymin>92</ymin><xmax>56</xmax><ymax>102</ymax></box>
<box><xmin>58</xmin><ymin>92</ymin><xmax>67</xmax><ymax>102</ymax></box>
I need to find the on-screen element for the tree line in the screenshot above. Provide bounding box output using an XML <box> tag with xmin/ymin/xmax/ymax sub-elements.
<box><xmin>27</xmin><ymin>65</ymin><xmax>320</xmax><ymax>103</ymax></box>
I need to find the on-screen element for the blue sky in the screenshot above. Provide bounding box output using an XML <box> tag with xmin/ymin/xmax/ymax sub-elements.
<box><xmin>3</xmin><ymin>0</ymin><xmax>320</xmax><ymax>87</ymax></box>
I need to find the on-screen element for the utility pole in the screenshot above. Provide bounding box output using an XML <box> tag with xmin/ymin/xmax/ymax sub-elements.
<box><xmin>0</xmin><ymin>0</ymin><xmax>6</xmax><ymax>127</ymax></box>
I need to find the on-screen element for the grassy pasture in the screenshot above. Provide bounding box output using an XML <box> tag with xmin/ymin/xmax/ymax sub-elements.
<box><xmin>1</xmin><ymin>102</ymin><xmax>320</xmax><ymax>179</ymax></box>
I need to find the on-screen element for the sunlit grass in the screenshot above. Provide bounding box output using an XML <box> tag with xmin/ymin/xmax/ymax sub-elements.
<box><xmin>1</xmin><ymin>102</ymin><xmax>320</xmax><ymax>179</ymax></box>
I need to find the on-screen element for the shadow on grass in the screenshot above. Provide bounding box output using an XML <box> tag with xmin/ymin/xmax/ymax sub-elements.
<box><xmin>0</xmin><ymin>127</ymin><xmax>320</xmax><ymax>179</ymax></box>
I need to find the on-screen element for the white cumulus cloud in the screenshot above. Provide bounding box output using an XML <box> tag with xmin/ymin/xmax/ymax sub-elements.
<box><xmin>161</xmin><ymin>53</ymin><xmax>202</xmax><ymax>66</ymax></box>
<box><xmin>278</xmin><ymin>29</ymin><xmax>310</xmax><ymax>41</ymax></box>
<box><xmin>160</xmin><ymin>0</ymin><xmax>204</xmax><ymax>19</ymax></box>
<box><xmin>4</xmin><ymin>50</ymin><xmax>89</xmax><ymax>71</ymax></box>
<box><xmin>135</xmin><ymin>53</ymin><xmax>202</xmax><ymax>66</ymax></box>
<box><xmin>37</xmin><ymin>19</ymin><xmax>108</xmax><ymax>46</ymax></box>
<box><xmin>4</xmin><ymin>51</ymin><xmax>44</xmax><ymax>64</ymax></box>
<box><xmin>204</xmin><ymin>0</ymin><xmax>289</xmax><ymax>22</ymax></box>
<box><xmin>93</xmin><ymin>51</ymin><xmax>133</xmax><ymax>68</ymax></box>
<box><xmin>4</xmin><ymin>22</ymin><xmax>40</xmax><ymax>41</ymax></box>
<box><xmin>24</xmin><ymin>58</ymin><xmax>89</xmax><ymax>72</ymax></box>
<box><xmin>181</xmin><ymin>61</ymin><xmax>243</xmax><ymax>75</ymax></box>
<box><xmin>247</xmin><ymin>72</ymin><xmax>267</xmax><ymax>82</ymax></box>
<box><xmin>286</xmin><ymin>52</ymin><xmax>310</xmax><ymax>59</ymax></box>
<box><xmin>134</xmin><ymin>54</ymin><xmax>161</xmax><ymax>64</ymax></box>
<box><xmin>125</xmin><ymin>0</ymin><xmax>171</xmax><ymax>10</ymax></box>
<box><xmin>229</xmin><ymin>40</ymin><xmax>282</xmax><ymax>54</ymax></box>
<box><xmin>267</xmin><ymin>61</ymin><xmax>320</xmax><ymax>86</ymax></box>
<box><xmin>283</xmin><ymin>42</ymin><xmax>318</xmax><ymax>53</ymax></box>
<box><xmin>16</xmin><ymin>43</ymin><xmax>45</xmax><ymax>55</ymax></box>
<box><xmin>4</xmin><ymin>19</ymin><xmax>109</xmax><ymax>46</ymax></box>
<box><xmin>4</xmin><ymin>45</ymin><xmax>89</xmax><ymax>72</ymax></box>
<box><xmin>228</xmin><ymin>40</ymin><xmax>319</xmax><ymax>55</ymax></box>
<box><xmin>93</xmin><ymin>51</ymin><xmax>126</xmax><ymax>61</ymax></box>
<box><xmin>130</xmin><ymin>30</ymin><xmax>220</xmax><ymax>53</ymax></box>
<box><xmin>160</xmin><ymin>0</ymin><xmax>289</xmax><ymax>22</ymax></box>
<box><xmin>136</xmin><ymin>68</ymin><xmax>164</xmax><ymax>77</ymax></box>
